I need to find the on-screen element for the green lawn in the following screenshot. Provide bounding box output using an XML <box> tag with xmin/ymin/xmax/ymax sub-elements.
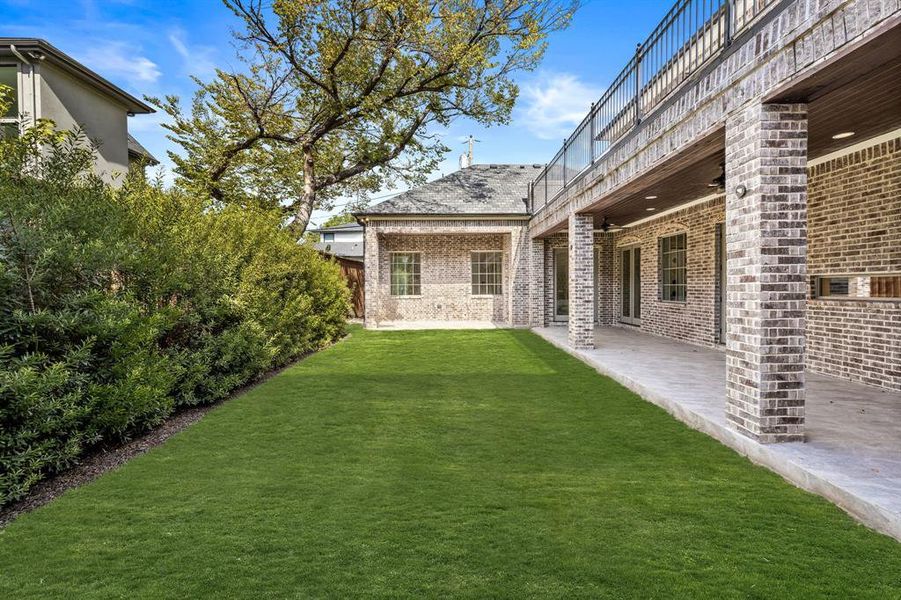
<box><xmin>1</xmin><ymin>328</ymin><xmax>899</xmax><ymax>598</ymax></box>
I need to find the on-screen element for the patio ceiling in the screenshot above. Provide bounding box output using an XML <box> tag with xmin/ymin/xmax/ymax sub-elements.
<box><xmin>573</xmin><ymin>21</ymin><xmax>901</xmax><ymax>231</ymax></box>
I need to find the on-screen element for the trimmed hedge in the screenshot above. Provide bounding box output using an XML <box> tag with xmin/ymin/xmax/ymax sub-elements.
<box><xmin>0</xmin><ymin>124</ymin><xmax>349</xmax><ymax>505</ymax></box>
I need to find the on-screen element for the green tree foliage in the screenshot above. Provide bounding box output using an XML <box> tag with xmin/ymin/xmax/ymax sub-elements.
<box><xmin>0</xmin><ymin>124</ymin><xmax>349</xmax><ymax>505</ymax></box>
<box><xmin>150</xmin><ymin>0</ymin><xmax>578</xmax><ymax>234</ymax></box>
<box><xmin>321</xmin><ymin>212</ymin><xmax>358</xmax><ymax>229</ymax></box>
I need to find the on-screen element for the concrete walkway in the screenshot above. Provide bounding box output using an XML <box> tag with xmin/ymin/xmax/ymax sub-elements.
<box><xmin>534</xmin><ymin>325</ymin><xmax>901</xmax><ymax>542</ymax></box>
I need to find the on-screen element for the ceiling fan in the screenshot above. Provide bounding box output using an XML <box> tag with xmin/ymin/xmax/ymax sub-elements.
<box><xmin>599</xmin><ymin>216</ymin><xmax>628</xmax><ymax>232</ymax></box>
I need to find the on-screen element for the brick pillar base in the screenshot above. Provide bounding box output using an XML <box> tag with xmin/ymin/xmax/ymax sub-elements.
<box><xmin>725</xmin><ymin>103</ymin><xmax>808</xmax><ymax>443</ymax></box>
<box><xmin>530</xmin><ymin>237</ymin><xmax>546</xmax><ymax>327</ymax></box>
<box><xmin>568</xmin><ymin>213</ymin><xmax>595</xmax><ymax>349</ymax></box>
<box><xmin>363</xmin><ymin>227</ymin><xmax>380</xmax><ymax>329</ymax></box>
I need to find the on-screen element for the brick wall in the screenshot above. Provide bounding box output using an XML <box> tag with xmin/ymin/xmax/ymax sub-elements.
<box><xmin>806</xmin><ymin>137</ymin><xmax>901</xmax><ymax>391</ymax></box>
<box><xmin>723</xmin><ymin>103</ymin><xmax>809</xmax><ymax>443</ymax></box>
<box><xmin>542</xmin><ymin>232</ymin><xmax>614</xmax><ymax>325</ymax></box>
<box><xmin>568</xmin><ymin>214</ymin><xmax>595</xmax><ymax>348</ymax></box>
<box><xmin>531</xmin><ymin>0</ymin><xmax>899</xmax><ymax>238</ymax></box>
<box><xmin>363</xmin><ymin>219</ymin><xmax>532</xmax><ymax>326</ymax></box>
<box><xmin>611</xmin><ymin>197</ymin><xmax>725</xmax><ymax>348</ymax></box>
<box><xmin>375</xmin><ymin>233</ymin><xmax>507</xmax><ymax>322</ymax></box>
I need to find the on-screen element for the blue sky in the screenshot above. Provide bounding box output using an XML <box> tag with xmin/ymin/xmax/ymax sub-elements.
<box><xmin>3</xmin><ymin>0</ymin><xmax>670</xmax><ymax>226</ymax></box>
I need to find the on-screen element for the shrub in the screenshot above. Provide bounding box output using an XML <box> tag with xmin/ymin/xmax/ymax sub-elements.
<box><xmin>0</xmin><ymin>124</ymin><xmax>349</xmax><ymax>505</ymax></box>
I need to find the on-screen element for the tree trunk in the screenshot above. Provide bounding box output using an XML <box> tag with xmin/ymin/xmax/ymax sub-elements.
<box><xmin>292</xmin><ymin>147</ymin><xmax>316</xmax><ymax>236</ymax></box>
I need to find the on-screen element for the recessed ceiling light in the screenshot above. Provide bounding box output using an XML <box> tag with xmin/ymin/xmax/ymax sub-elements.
<box><xmin>832</xmin><ymin>131</ymin><xmax>855</xmax><ymax>139</ymax></box>
<box><xmin>646</xmin><ymin>207</ymin><xmax>656</xmax><ymax>211</ymax></box>
<box><xmin>707</xmin><ymin>182</ymin><xmax>719</xmax><ymax>187</ymax></box>
<box><xmin>645</xmin><ymin>195</ymin><xmax>657</xmax><ymax>200</ymax></box>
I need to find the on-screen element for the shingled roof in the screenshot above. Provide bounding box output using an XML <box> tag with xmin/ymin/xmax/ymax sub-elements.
<box><xmin>356</xmin><ymin>164</ymin><xmax>540</xmax><ymax>216</ymax></box>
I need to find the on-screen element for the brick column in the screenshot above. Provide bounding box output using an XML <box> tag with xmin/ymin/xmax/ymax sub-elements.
<box><xmin>724</xmin><ymin>103</ymin><xmax>808</xmax><ymax>443</ymax></box>
<box><xmin>363</xmin><ymin>226</ymin><xmax>380</xmax><ymax>329</ymax></box>
<box><xmin>509</xmin><ymin>226</ymin><xmax>531</xmax><ymax>327</ymax></box>
<box><xmin>568</xmin><ymin>213</ymin><xmax>595</xmax><ymax>349</ymax></box>
<box><xmin>529</xmin><ymin>237</ymin><xmax>546</xmax><ymax>327</ymax></box>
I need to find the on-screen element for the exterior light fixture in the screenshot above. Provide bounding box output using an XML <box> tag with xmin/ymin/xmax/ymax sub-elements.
<box><xmin>646</xmin><ymin>207</ymin><xmax>656</xmax><ymax>211</ymax></box>
<box><xmin>644</xmin><ymin>195</ymin><xmax>658</xmax><ymax>200</ymax></box>
<box><xmin>735</xmin><ymin>184</ymin><xmax>747</xmax><ymax>198</ymax></box>
<box><xmin>832</xmin><ymin>131</ymin><xmax>855</xmax><ymax>140</ymax></box>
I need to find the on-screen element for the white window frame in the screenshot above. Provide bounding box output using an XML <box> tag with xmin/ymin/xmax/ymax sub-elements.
<box><xmin>0</xmin><ymin>63</ymin><xmax>20</xmax><ymax>137</ymax></box>
<box><xmin>659</xmin><ymin>232</ymin><xmax>687</xmax><ymax>303</ymax></box>
<box><xmin>389</xmin><ymin>251</ymin><xmax>421</xmax><ymax>297</ymax></box>
<box><xmin>470</xmin><ymin>250</ymin><xmax>504</xmax><ymax>296</ymax></box>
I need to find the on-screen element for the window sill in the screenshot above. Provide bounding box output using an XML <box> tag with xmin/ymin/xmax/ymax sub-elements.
<box><xmin>659</xmin><ymin>300</ymin><xmax>688</xmax><ymax>305</ymax></box>
<box><xmin>390</xmin><ymin>295</ymin><xmax>422</xmax><ymax>299</ymax></box>
<box><xmin>471</xmin><ymin>294</ymin><xmax>502</xmax><ymax>298</ymax></box>
<box><xmin>813</xmin><ymin>296</ymin><xmax>901</xmax><ymax>303</ymax></box>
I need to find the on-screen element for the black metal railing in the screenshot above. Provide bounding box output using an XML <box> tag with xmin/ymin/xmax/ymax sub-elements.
<box><xmin>530</xmin><ymin>0</ymin><xmax>778</xmax><ymax>213</ymax></box>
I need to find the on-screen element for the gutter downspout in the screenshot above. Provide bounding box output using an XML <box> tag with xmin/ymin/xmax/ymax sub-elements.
<box><xmin>8</xmin><ymin>45</ymin><xmax>41</xmax><ymax>127</ymax></box>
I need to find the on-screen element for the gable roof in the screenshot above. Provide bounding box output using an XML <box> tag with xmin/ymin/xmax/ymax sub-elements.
<box><xmin>356</xmin><ymin>164</ymin><xmax>540</xmax><ymax>217</ymax></box>
<box><xmin>310</xmin><ymin>222</ymin><xmax>363</xmax><ymax>233</ymax></box>
<box><xmin>127</xmin><ymin>134</ymin><xmax>159</xmax><ymax>165</ymax></box>
<box><xmin>0</xmin><ymin>38</ymin><xmax>154</xmax><ymax>114</ymax></box>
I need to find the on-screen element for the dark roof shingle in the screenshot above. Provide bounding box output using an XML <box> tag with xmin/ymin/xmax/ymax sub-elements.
<box><xmin>127</xmin><ymin>134</ymin><xmax>159</xmax><ymax>165</ymax></box>
<box><xmin>314</xmin><ymin>241</ymin><xmax>364</xmax><ymax>260</ymax></box>
<box><xmin>357</xmin><ymin>164</ymin><xmax>540</xmax><ymax>216</ymax></box>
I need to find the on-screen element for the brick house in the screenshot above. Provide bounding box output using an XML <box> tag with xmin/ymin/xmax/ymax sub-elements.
<box><xmin>357</xmin><ymin>164</ymin><xmax>538</xmax><ymax>327</ymax></box>
<box><xmin>358</xmin><ymin>0</ymin><xmax>900</xmax><ymax>446</ymax></box>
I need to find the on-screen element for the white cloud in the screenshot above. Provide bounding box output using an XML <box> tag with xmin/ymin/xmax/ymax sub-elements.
<box><xmin>80</xmin><ymin>42</ymin><xmax>160</xmax><ymax>85</ymax></box>
<box><xmin>519</xmin><ymin>73</ymin><xmax>603</xmax><ymax>140</ymax></box>
<box><xmin>168</xmin><ymin>27</ymin><xmax>218</xmax><ymax>79</ymax></box>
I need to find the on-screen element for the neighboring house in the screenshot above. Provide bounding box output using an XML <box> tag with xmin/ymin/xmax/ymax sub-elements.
<box><xmin>0</xmin><ymin>38</ymin><xmax>155</xmax><ymax>181</ymax></box>
<box><xmin>311</xmin><ymin>222</ymin><xmax>364</xmax><ymax>261</ymax></box>
<box><xmin>357</xmin><ymin>0</ymin><xmax>901</xmax><ymax>448</ymax></box>
<box><xmin>311</xmin><ymin>222</ymin><xmax>365</xmax><ymax>318</ymax></box>
<box><xmin>127</xmin><ymin>133</ymin><xmax>159</xmax><ymax>175</ymax></box>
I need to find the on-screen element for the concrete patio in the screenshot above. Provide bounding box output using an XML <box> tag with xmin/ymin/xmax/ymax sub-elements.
<box><xmin>534</xmin><ymin>325</ymin><xmax>901</xmax><ymax>542</ymax></box>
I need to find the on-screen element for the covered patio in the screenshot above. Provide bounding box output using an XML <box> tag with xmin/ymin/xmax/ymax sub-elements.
<box><xmin>534</xmin><ymin>325</ymin><xmax>901</xmax><ymax>542</ymax></box>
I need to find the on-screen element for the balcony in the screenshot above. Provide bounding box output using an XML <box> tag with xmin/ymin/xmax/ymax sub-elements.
<box><xmin>530</xmin><ymin>0</ymin><xmax>781</xmax><ymax>215</ymax></box>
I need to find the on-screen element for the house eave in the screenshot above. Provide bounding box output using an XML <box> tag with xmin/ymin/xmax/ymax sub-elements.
<box><xmin>0</xmin><ymin>38</ymin><xmax>155</xmax><ymax>114</ymax></box>
<box><xmin>355</xmin><ymin>213</ymin><xmax>532</xmax><ymax>222</ymax></box>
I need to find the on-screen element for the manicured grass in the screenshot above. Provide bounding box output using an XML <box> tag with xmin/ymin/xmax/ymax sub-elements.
<box><xmin>1</xmin><ymin>327</ymin><xmax>899</xmax><ymax>598</ymax></box>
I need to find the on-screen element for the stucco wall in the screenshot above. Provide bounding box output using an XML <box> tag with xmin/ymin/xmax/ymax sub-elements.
<box><xmin>39</xmin><ymin>63</ymin><xmax>130</xmax><ymax>182</ymax></box>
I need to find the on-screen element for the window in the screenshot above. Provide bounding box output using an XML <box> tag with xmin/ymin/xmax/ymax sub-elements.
<box><xmin>471</xmin><ymin>251</ymin><xmax>503</xmax><ymax>295</ymax></box>
<box><xmin>659</xmin><ymin>233</ymin><xmax>687</xmax><ymax>302</ymax></box>
<box><xmin>390</xmin><ymin>252</ymin><xmax>420</xmax><ymax>296</ymax></box>
<box><xmin>813</xmin><ymin>274</ymin><xmax>901</xmax><ymax>300</ymax></box>
<box><xmin>0</xmin><ymin>65</ymin><xmax>18</xmax><ymax>137</ymax></box>
<box><xmin>816</xmin><ymin>276</ymin><xmax>850</xmax><ymax>298</ymax></box>
<box><xmin>322</xmin><ymin>232</ymin><xmax>335</xmax><ymax>242</ymax></box>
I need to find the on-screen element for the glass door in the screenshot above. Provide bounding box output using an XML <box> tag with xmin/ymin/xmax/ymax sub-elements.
<box><xmin>554</xmin><ymin>247</ymin><xmax>568</xmax><ymax>321</ymax></box>
<box><xmin>620</xmin><ymin>246</ymin><xmax>641</xmax><ymax>325</ymax></box>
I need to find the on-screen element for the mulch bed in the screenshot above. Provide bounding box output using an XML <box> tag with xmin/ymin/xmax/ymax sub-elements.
<box><xmin>0</xmin><ymin>334</ymin><xmax>346</xmax><ymax>528</ymax></box>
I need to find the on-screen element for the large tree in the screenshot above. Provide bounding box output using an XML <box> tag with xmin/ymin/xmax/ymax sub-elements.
<box><xmin>151</xmin><ymin>0</ymin><xmax>577</xmax><ymax>234</ymax></box>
